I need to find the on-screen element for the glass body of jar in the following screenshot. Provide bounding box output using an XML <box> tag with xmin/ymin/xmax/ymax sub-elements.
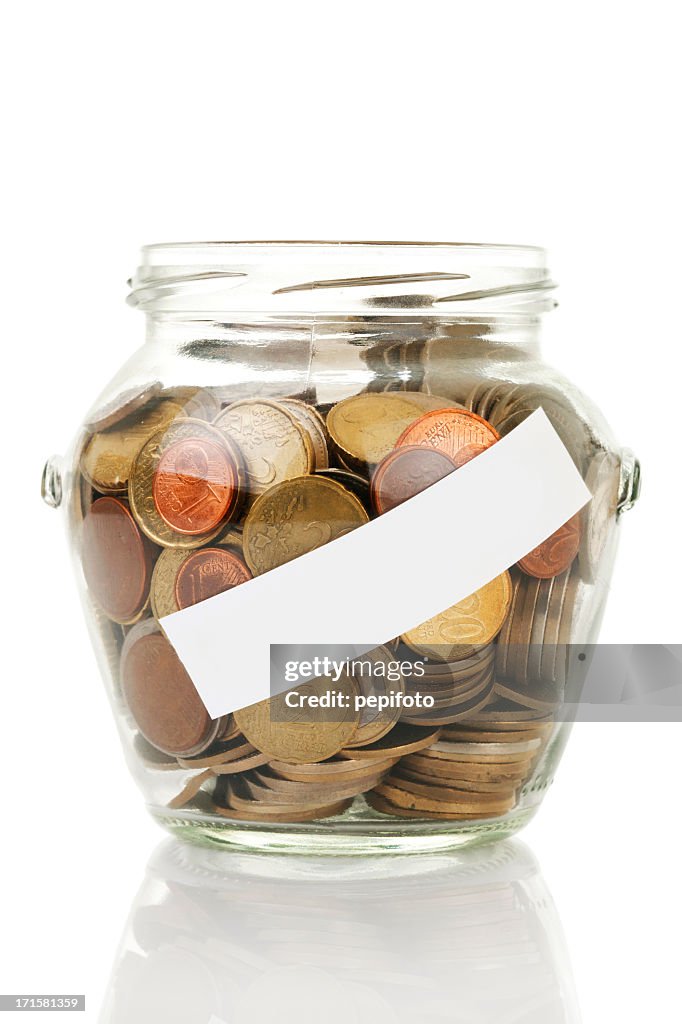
<box><xmin>43</xmin><ymin>242</ymin><xmax>639</xmax><ymax>853</ymax></box>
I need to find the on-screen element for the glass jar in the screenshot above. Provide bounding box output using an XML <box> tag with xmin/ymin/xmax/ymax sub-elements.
<box><xmin>43</xmin><ymin>242</ymin><xmax>639</xmax><ymax>854</ymax></box>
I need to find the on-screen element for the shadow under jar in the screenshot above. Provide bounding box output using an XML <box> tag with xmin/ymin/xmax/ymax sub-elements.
<box><xmin>43</xmin><ymin>242</ymin><xmax>640</xmax><ymax>854</ymax></box>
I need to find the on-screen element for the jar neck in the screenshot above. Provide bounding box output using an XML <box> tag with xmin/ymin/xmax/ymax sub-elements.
<box><xmin>143</xmin><ymin>313</ymin><xmax>543</xmax><ymax>359</ymax></box>
<box><xmin>129</xmin><ymin>241</ymin><xmax>555</xmax><ymax>324</ymax></box>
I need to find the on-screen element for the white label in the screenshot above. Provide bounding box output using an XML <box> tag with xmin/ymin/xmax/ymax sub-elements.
<box><xmin>161</xmin><ymin>410</ymin><xmax>591</xmax><ymax>719</ymax></box>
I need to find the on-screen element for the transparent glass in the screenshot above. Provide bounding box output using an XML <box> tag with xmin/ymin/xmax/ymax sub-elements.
<box><xmin>44</xmin><ymin>242</ymin><xmax>638</xmax><ymax>853</ymax></box>
<box><xmin>99</xmin><ymin>838</ymin><xmax>581</xmax><ymax>1023</ymax></box>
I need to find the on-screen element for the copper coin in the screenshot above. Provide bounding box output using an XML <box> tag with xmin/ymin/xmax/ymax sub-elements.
<box><xmin>174</xmin><ymin>547</ymin><xmax>252</xmax><ymax>609</ymax></box>
<box><xmin>452</xmin><ymin>442</ymin><xmax>491</xmax><ymax>468</ymax></box>
<box><xmin>152</xmin><ymin>436</ymin><xmax>238</xmax><ymax>535</ymax></box>
<box><xmin>121</xmin><ymin>622</ymin><xmax>222</xmax><ymax>757</ymax></box>
<box><xmin>370</xmin><ymin>445</ymin><xmax>456</xmax><ymax>514</ymax></box>
<box><xmin>395</xmin><ymin>408</ymin><xmax>500</xmax><ymax>460</ymax></box>
<box><xmin>81</xmin><ymin>497</ymin><xmax>154</xmax><ymax>624</ymax></box>
<box><xmin>517</xmin><ymin>513</ymin><xmax>581</xmax><ymax>579</ymax></box>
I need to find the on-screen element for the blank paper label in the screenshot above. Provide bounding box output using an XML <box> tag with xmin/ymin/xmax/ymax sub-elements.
<box><xmin>161</xmin><ymin>410</ymin><xmax>591</xmax><ymax>718</ymax></box>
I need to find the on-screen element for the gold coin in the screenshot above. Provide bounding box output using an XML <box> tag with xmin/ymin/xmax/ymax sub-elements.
<box><xmin>129</xmin><ymin>418</ymin><xmax>241</xmax><ymax>548</ymax></box>
<box><xmin>81</xmin><ymin>399</ymin><xmax>184</xmax><ymax>493</ymax></box>
<box><xmin>344</xmin><ymin>646</ymin><xmax>405</xmax><ymax>748</ymax></box>
<box><xmin>402</xmin><ymin>572</ymin><xmax>513</xmax><ymax>660</ymax></box>
<box><xmin>149</xmin><ymin>547</ymin><xmax>190</xmax><ymax>617</ymax></box>
<box><xmin>279</xmin><ymin>398</ymin><xmax>330</xmax><ymax>470</ymax></box>
<box><xmin>214</xmin><ymin>524</ymin><xmax>244</xmax><ymax>554</ymax></box>
<box><xmin>213</xmin><ymin>399</ymin><xmax>314</xmax><ymax>502</ymax></box>
<box><xmin>234</xmin><ymin>675</ymin><xmax>361</xmax><ymax>764</ymax></box>
<box><xmin>326</xmin><ymin>392</ymin><xmax>461</xmax><ymax>468</ymax></box>
<box><xmin>242</xmin><ymin>476</ymin><xmax>369</xmax><ymax>575</ymax></box>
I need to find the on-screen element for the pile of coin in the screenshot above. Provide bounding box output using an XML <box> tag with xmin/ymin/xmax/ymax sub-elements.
<box><xmin>76</xmin><ymin>376</ymin><xmax>619</xmax><ymax>824</ymax></box>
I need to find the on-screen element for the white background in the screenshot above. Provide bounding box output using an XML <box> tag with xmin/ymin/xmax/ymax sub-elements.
<box><xmin>1</xmin><ymin>2</ymin><xmax>680</xmax><ymax>1021</ymax></box>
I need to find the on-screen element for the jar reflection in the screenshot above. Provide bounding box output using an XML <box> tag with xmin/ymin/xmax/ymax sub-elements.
<box><xmin>100</xmin><ymin>839</ymin><xmax>580</xmax><ymax>1024</ymax></box>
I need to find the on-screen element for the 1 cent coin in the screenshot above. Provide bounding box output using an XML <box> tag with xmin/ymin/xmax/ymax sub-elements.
<box><xmin>517</xmin><ymin>513</ymin><xmax>581</xmax><ymax>579</ymax></box>
<box><xmin>153</xmin><ymin>436</ymin><xmax>239</xmax><ymax>535</ymax></box>
<box><xmin>174</xmin><ymin>548</ymin><xmax>252</xmax><ymax>609</ymax></box>
<box><xmin>370</xmin><ymin>446</ymin><xmax>456</xmax><ymax>514</ymax></box>
<box><xmin>81</xmin><ymin>497</ymin><xmax>154</xmax><ymax>624</ymax></box>
<box><xmin>130</xmin><ymin>419</ymin><xmax>241</xmax><ymax>548</ymax></box>
<box><xmin>121</xmin><ymin>620</ymin><xmax>223</xmax><ymax>757</ymax></box>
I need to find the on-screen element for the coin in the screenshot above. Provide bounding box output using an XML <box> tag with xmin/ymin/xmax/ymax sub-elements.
<box><xmin>267</xmin><ymin>755</ymin><xmax>398</xmax><ymax>782</ymax></box>
<box><xmin>370</xmin><ymin>446</ymin><xmax>456</xmax><ymax>514</ymax></box>
<box><xmin>373</xmin><ymin>779</ymin><xmax>516</xmax><ymax>816</ymax></box>
<box><xmin>465</xmin><ymin>380</ymin><xmax>516</xmax><ymax>423</ymax></box>
<box><xmin>176</xmin><ymin>733</ymin><xmax>259</xmax><ymax>768</ymax></box>
<box><xmin>174</xmin><ymin>548</ymin><xmax>252</xmax><ymax>609</ymax></box>
<box><xmin>400</xmin><ymin>674</ymin><xmax>494</xmax><ymax>726</ymax></box>
<box><xmin>339</xmin><ymin>723</ymin><xmax>441</xmax><ymax>759</ymax></box>
<box><xmin>402</xmin><ymin>572</ymin><xmax>513</xmax><ymax>660</ymax></box>
<box><xmin>517</xmin><ymin>513</ymin><xmax>581</xmax><ymax>579</ymax></box>
<box><xmin>153</xmin><ymin>436</ymin><xmax>240</xmax><ymax>535</ymax></box>
<box><xmin>81</xmin><ymin>497</ymin><xmax>154</xmax><ymax>624</ymax></box>
<box><xmin>211</xmin><ymin>790</ymin><xmax>352</xmax><ymax>823</ymax></box>
<box><xmin>326</xmin><ymin>393</ymin><xmax>462</xmax><ymax>468</ymax></box>
<box><xmin>394</xmin><ymin>408</ymin><xmax>500</xmax><ymax>461</ymax></box>
<box><xmin>579</xmin><ymin>450</ymin><xmax>619</xmax><ymax>581</ymax></box>
<box><xmin>242</xmin><ymin>476</ymin><xmax>369</xmax><ymax>574</ymax></box>
<box><xmin>344</xmin><ymin>646</ymin><xmax>406</xmax><ymax>748</ymax></box>
<box><xmin>489</xmin><ymin>385</ymin><xmax>592</xmax><ymax>471</ymax></box>
<box><xmin>395</xmin><ymin>763</ymin><xmax>518</xmax><ymax>795</ymax></box>
<box><xmin>84</xmin><ymin>381</ymin><xmax>162</xmax><ymax>433</ymax></box>
<box><xmin>315</xmin><ymin>468</ymin><xmax>371</xmax><ymax>510</ymax></box>
<box><xmin>452</xmin><ymin>442</ymin><xmax>491</xmax><ymax>468</ymax></box>
<box><xmin>210</xmin><ymin>749</ymin><xmax>270</xmax><ymax>774</ymax></box>
<box><xmin>160</xmin><ymin>386</ymin><xmax>222</xmax><ymax>422</ymax></box>
<box><xmin>81</xmin><ymin>398</ymin><xmax>183</xmax><ymax>494</ymax></box>
<box><xmin>234</xmin><ymin>675</ymin><xmax>361</xmax><ymax>764</ymax></box>
<box><xmin>121</xmin><ymin>620</ymin><xmax>224</xmax><ymax>757</ymax></box>
<box><xmin>149</xmin><ymin>548</ymin><xmax>190</xmax><ymax>618</ymax></box>
<box><xmin>214</xmin><ymin>524</ymin><xmax>245</xmax><ymax>557</ymax></box>
<box><xmin>245</xmin><ymin>765</ymin><xmax>388</xmax><ymax>804</ymax></box>
<box><xmin>130</xmin><ymin>419</ymin><xmax>237</xmax><ymax>548</ymax></box>
<box><xmin>213</xmin><ymin>399</ymin><xmax>314</xmax><ymax>501</ymax></box>
<box><xmin>279</xmin><ymin>398</ymin><xmax>330</xmax><ymax>470</ymax></box>
<box><xmin>365</xmin><ymin>791</ymin><xmax>501</xmax><ymax>820</ymax></box>
<box><xmin>168</xmin><ymin>768</ymin><xmax>215</xmax><ymax>809</ymax></box>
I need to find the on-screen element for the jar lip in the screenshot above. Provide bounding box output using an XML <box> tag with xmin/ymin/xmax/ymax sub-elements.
<box><xmin>129</xmin><ymin>240</ymin><xmax>554</xmax><ymax>316</ymax></box>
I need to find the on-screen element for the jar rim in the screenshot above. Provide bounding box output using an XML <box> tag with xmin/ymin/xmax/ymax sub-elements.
<box><xmin>129</xmin><ymin>240</ymin><xmax>555</xmax><ymax>316</ymax></box>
